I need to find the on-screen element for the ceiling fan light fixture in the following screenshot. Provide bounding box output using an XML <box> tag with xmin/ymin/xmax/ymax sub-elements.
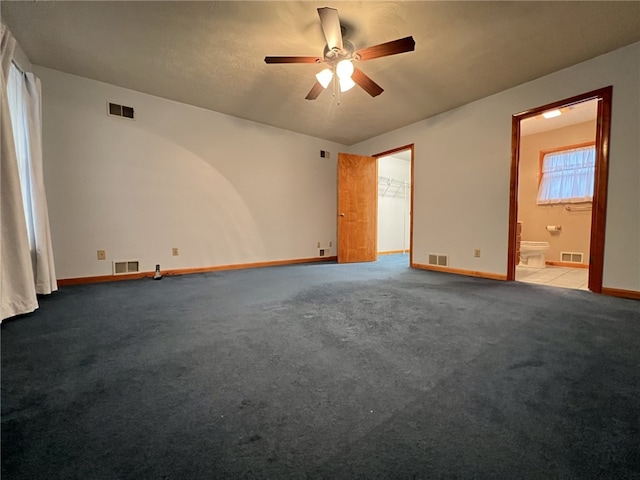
<box><xmin>339</xmin><ymin>76</ymin><xmax>356</xmax><ymax>93</ymax></box>
<box><xmin>336</xmin><ymin>59</ymin><xmax>354</xmax><ymax>79</ymax></box>
<box><xmin>316</xmin><ymin>68</ymin><xmax>333</xmax><ymax>89</ymax></box>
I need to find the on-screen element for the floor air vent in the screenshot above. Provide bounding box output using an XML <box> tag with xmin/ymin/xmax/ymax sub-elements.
<box><xmin>108</xmin><ymin>102</ymin><xmax>135</xmax><ymax>120</ymax></box>
<box><xmin>561</xmin><ymin>251</ymin><xmax>584</xmax><ymax>263</ymax></box>
<box><xmin>113</xmin><ymin>260</ymin><xmax>140</xmax><ymax>275</ymax></box>
<box><xmin>428</xmin><ymin>254</ymin><xmax>448</xmax><ymax>267</ymax></box>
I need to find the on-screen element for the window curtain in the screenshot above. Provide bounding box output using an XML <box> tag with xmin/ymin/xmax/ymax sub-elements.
<box><xmin>537</xmin><ymin>146</ymin><xmax>595</xmax><ymax>205</ymax></box>
<box><xmin>1</xmin><ymin>24</ymin><xmax>56</xmax><ymax>321</ymax></box>
<box><xmin>8</xmin><ymin>64</ymin><xmax>57</xmax><ymax>295</ymax></box>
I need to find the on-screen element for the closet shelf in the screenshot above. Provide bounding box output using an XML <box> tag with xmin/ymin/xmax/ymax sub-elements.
<box><xmin>378</xmin><ymin>176</ymin><xmax>411</xmax><ymax>198</ymax></box>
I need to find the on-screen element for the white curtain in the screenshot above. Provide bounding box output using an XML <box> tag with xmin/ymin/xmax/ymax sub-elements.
<box><xmin>1</xmin><ymin>24</ymin><xmax>56</xmax><ymax>321</ymax></box>
<box><xmin>537</xmin><ymin>146</ymin><xmax>595</xmax><ymax>205</ymax></box>
<box><xmin>8</xmin><ymin>64</ymin><xmax>57</xmax><ymax>295</ymax></box>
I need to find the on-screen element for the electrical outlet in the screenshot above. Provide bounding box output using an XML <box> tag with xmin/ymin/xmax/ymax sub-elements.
<box><xmin>474</xmin><ymin>249</ymin><xmax>481</xmax><ymax>258</ymax></box>
<box><xmin>97</xmin><ymin>250</ymin><xmax>106</xmax><ymax>260</ymax></box>
<box><xmin>172</xmin><ymin>247</ymin><xmax>179</xmax><ymax>256</ymax></box>
<box><xmin>329</xmin><ymin>241</ymin><xmax>332</xmax><ymax>247</ymax></box>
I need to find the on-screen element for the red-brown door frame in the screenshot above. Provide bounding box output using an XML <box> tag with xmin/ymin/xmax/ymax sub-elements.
<box><xmin>507</xmin><ymin>86</ymin><xmax>613</xmax><ymax>293</ymax></box>
<box><xmin>374</xmin><ymin>144</ymin><xmax>415</xmax><ymax>266</ymax></box>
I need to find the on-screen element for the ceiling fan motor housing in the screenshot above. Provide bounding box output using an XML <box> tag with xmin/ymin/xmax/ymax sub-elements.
<box><xmin>323</xmin><ymin>40</ymin><xmax>355</xmax><ymax>64</ymax></box>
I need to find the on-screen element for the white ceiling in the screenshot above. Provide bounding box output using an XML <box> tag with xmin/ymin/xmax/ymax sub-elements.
<box><xmin>2</xmin><ymin>1</ymin><xmax>639</xmax><ymax>145</ymax></box>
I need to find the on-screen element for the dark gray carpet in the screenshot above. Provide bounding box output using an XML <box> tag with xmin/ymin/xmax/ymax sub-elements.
<box><xmin>2</xmin><ymin>255</ymin><xmax>639</xmax><ymax>479</ymax></box>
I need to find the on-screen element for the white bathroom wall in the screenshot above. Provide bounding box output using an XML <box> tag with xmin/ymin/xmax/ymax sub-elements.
<box><xmin>350</xmin><ymin>42</ymin><xmax>640</xmax><ymax>292</ymax></box>
<box><xmin>378</xmin><ymin>155</ymin><xmax>411</xmax><ymax>253</ymax></box>
<box><xmin>36</xmin><ymin>67</ymin><xmax>343</xmax><ymax>279</ymax></box>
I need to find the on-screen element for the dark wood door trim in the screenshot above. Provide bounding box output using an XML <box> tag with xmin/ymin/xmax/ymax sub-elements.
<box><xmin>507</xmin><ymin>86</ymin><xmax>613</xmax><ymax>293</ymax></box>
<box><xmin>588</xmin><ymin>87</ymin><xmax>613</xmax><ymax>292</ymax></box>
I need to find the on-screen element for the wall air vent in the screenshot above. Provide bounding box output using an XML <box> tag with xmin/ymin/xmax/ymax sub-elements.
<box><xmin>428</xmin><ymin>254</ymin><xmax>448</xmax><ymax>267</ymax></box>
<box><xmin>113</xmin><ymin>260</ymin><xmax>140</xmax><ymax>275</ymax></box>
<box><xmin>108</xmin><ymin>102</ymin><xmax>135</xmax><ymax>120</ymax></box>
<box><xmin>561</xmin><ymin>251</ymin><xmax>584</xmax><ymax>263</ymax></box>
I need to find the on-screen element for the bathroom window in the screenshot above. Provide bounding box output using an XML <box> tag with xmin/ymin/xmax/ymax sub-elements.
<box><xmin>537</xmin><ymin>143</ymin><xmax>595</xmax><ymax>205</ymax></box>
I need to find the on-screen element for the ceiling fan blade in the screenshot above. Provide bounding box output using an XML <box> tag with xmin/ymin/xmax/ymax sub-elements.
<box><xmin>264</xmin><ymin>56</ymin><xmax>321</xmax><ymax>64</ymax></box>
<box><xmin>305</xmin><ymin>81</ymin><xmax>324</xmax><ymax>100</ymax></box>
<box><xmin>355</xmin><ymin>36</ymin><xmax>415</xmax><ymax>62</ymax></box>
<box><xmin>317</xmin><ymin>7</ymin><xmax>343</xmax><ymax>53</ymax></box>
<box><xmin>352</xmin><ymin>67</ymin><xmax>384</xmax><ymax>97</ymax></box>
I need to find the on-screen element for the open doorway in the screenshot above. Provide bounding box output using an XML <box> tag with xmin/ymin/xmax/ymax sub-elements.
<box><xmin>508</xmin><ymin>87</ymin><xmax>612</xmax><ymax>293</ymax></box>
<box><xmin>374</xmin><ymin>145</ymin><xmax>414</xmax><ymax>265</ymax></box>
<box><xmin>515</xmin><ymin>100</ymin><xmax>597</xmax><ymax>290</ymax></box>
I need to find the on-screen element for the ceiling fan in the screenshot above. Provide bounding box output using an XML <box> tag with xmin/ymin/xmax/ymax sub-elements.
<box><xmin>264</xmin><ymin>7</ymin><xmax>415</xmax><ymax>100</ymax></box>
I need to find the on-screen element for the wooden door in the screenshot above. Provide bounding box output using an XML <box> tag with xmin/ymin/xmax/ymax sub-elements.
<box><xmin>337</xmin><ymin>153</ymin><xmax>377</xmax><ymax>263</ymax></box>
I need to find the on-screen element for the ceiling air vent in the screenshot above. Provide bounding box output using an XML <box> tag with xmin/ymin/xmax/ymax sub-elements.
<box><xmin>113</xmin><ymin>260</ymin><xmax>140</xmax><ymax>275</ymax></box>
<box><xmin>428</xmin><ymin>254</ymin><xmax>448</xmax><ymax>267</ymax></box>
<box><xmin>108</xmin><ymin>102</ymin><xmax>135</xmax><ymax>120</ymax></box>
<box><xmin>561</xmin><ymin>251</ymin><xmax>584</xmax><ymax>263</ymax></box>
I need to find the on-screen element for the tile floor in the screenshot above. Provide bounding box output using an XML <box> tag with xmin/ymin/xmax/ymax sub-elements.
<box><xmin>515</xmin><ymin>265</ymin><xmax>589</xmax><ymax>290</ymax></box>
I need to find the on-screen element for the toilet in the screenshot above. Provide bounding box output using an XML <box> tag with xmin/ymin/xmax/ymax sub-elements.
<box><xmin>519</xmin><ymin>241</ymin><xmax>550</xmax><ymax>268</ymax></box>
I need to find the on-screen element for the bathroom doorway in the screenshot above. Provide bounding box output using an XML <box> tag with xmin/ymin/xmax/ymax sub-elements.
<box><xmin>507</xmin><ymin>87</ymin><xmax>612</xmax><ymax>293</ymax></box>
<box><xmin>374</xmin><ymin>145</ymin><xmax>414</xmax><ymax>265</ymax></box>
<box><xmin>516</xmin><ymin>100</ymin><xmax>597</xmax><ymax>290</ymax></box>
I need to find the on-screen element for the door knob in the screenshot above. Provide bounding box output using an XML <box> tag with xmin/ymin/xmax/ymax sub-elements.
<box><xmin>339</xmin><ymin>213</ymin><xmax>345</xmax><ymax>217</ymax></box>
